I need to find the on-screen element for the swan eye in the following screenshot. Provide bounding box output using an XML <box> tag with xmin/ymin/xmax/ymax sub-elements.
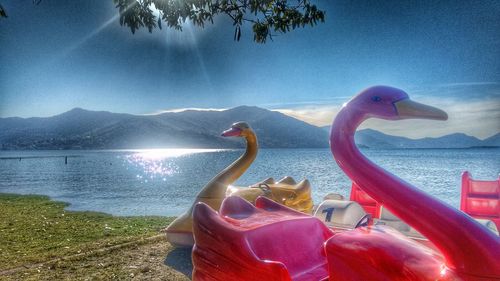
<box><xmin>372</xmin><ymin>96</ymin><xmax>382</xmax><ymax>102</ymax></box>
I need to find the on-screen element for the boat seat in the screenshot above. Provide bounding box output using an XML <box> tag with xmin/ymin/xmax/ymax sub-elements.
<box><xmin>192</xmin><ymin>196</ymin><xmax>333</xmax><ymax>281</ymax></box>
<box><xmin>375</xmin><ymin>206</ymin><xmax>500</xmax><ymax>239</ymax></box>
<box><xmin>350</xmin><ymin>182</ymin><xmax>382</xmax><ymax>218</ymax></box>
<box><xmin>314</xmin><ymin>200</ymin><xmax>369</xmax><ymax>230</ymax></box>
<box><xmin>323</xmin><ymin>193</ymin><xmax>345</xmax><ymax>201</ymax></box>
<box><xmin>374</xmin><ymin>207</ymin><xmax>425</xmax><ymax>239</ymax></box>
<box><xmin>460</xmin><ymin>171</ymin><xmax>500</xmax><ymax>230</ymax></box>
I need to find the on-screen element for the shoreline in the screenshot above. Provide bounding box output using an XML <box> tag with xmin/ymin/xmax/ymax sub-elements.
<box><xmin>1</xmin><ymin>147</ymin><xmax>499</xmax><ymax>153</ymax></box>
<box><xmin>0</xmin><ymin>192</ymin><xmax>177</xmax><ymax>218</ymax></box>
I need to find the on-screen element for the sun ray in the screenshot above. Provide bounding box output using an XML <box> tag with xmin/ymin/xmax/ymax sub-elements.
<box><xmin>58</xmin><ymin>15</ymin><xmax>118</xmax><ymax>59</ymax></box>
<box><xmin>185</xmin><ymin>23</ymin><xmax>214</xmax><ymax>93</ymax></box>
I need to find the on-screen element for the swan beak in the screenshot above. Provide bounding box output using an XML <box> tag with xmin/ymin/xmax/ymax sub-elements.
<box><xmin>221</xmin><ymin>127</ymin><xmax>242</xmax><ymax>137</ymax></box>
<box><xmin>394</xmin><ymin>99</ymin><xmax>448</xmax><ymax>120</ymax></box>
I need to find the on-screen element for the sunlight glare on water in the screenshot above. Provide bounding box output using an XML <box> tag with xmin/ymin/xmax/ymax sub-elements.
<box><xmin>124</xmin><ymin>149</ymin><xmax>224</xmax><ymax>180</ymax></box>
<box><xmin>130</xmin><ymin>148</ymin><xmax>223</xmax><ymax>160</ymax></box>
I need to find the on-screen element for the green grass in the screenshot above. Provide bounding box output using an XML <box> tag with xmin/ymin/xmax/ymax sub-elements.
<box><xmin>0</xmin><ymin>193</ymin><xmax>173</xmax><ymax>270</ymax></box>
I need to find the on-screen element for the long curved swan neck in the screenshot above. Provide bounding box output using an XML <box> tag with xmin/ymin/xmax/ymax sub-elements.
<box><xmin>330</xmin><ymin>107</ymin><xmax>500</xmax><ymax>276</ymax></box>
<box><xmin>216</xmin><ymin>132</ymin><xmax>258</xmax><ymax>185</ymax></box>
<box><xmin>197</xmin><ymin>131</ymin><xmax>258</xmax><ymax>198</ymax></box>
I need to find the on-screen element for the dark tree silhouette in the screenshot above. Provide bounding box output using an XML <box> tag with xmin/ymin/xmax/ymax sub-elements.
<box><xmin>0</xmin><ymin>4</ymin><xmax>7</xmax><ymax>18</ymax></box>
<box><xmin>1</xmin><ymin>0</ymin><xmax>42</xmax><ymax>19</ymax></box>
<box><xmin>1</xmin><ymin>1</ymin><xmax>325</xmax><ymax>43</ymax></box>
<box><xmin>114</xmin><ymin>0</ymin><xmax>325</xmax><ymax>43</ymax></box>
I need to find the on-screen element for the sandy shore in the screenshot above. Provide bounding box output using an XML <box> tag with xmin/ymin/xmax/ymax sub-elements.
<box><xmin>2</xmin><ymin>237</ymin><xmax>192</xmax><ymax>281</ymax></box>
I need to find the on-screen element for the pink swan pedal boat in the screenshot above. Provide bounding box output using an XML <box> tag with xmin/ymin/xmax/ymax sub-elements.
<box><xmin>191</xmin><ymin>86</ymin><xmax>500</xmax><ymax>281</ymax></box>
<box><xmin>192</xmin><ymin>196</ymin><xmax>333</xmax><ymax>281</ymax></box>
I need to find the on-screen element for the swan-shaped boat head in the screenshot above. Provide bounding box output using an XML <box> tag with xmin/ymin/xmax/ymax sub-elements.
<box><xmin>221</xmin><ymin>121</ymin><xmax>252</xmax><ymax>137</ymax></box>
<box><xmin>329</xmin><ymin>85</ymin><xmax>500</xmax><ymax>280</ymax></box>
<box><xmin>222</xmin><ymin>123</ymin><xmax>315</xmax><ymax>213</ymax></box>
<box><xmin>165</xmin><ymin>121</ymin><xmax>258</xmax><ymax>247</ymax></box>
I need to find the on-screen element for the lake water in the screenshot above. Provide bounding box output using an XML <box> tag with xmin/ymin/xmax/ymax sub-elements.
<box><xmin>0</xmin><ymin>148</ymin><xmax>498</xmax><ymax>216</ymax></box>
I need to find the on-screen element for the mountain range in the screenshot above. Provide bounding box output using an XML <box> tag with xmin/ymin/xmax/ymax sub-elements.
<box><xmin>0</xmin><ymin>106</ymin><xmax>327</xmax><ymax>149</ymax></box>
<box><xmin>322</xmin><ymin>127</ymin><xmax>499</xmax><ymax>149</ymax></box>
<box><xmin>0</xmin><ymin>107</ymin><xmax>498</xmax><ymax>150</ymax></box>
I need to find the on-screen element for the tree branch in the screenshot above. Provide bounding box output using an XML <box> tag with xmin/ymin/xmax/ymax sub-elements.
<box><xmin>113</xmin><ymin>0</ymin><xmax>325</xmax><ymax>43</ymax></box>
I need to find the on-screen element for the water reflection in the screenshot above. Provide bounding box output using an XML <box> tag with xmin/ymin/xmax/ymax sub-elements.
<box><xmin>129</xmin><ymin>149</ymin><xmax>224</xmax><ymax>160</ymax></box>
<box><xmin>0</xmin><ymin>148</ymin><xmax>498</xmax><ymax>216</ymax></box>
<box><xmin>124</xmin><ymin>149</ymin><xmax>225</xmax><ymax>181</ymax></box>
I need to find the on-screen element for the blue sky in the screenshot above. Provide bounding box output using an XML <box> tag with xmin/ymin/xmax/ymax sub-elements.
<box><xmin>0</xmin><ymin>0</ymin><xmax>499</xmax><ymax>138</ymax></box>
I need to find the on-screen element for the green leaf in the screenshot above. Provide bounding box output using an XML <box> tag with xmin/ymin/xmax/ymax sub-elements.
<box><xmin>114</xmin><ymin>0</ymin><xmax>325</xmax><ymax>43</ymax></box>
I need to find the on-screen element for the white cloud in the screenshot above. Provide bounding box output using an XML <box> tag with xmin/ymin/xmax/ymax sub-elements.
<box><xmin>434</xmin><ymin>82</ymin><xmax>500</xmax><ymax>87</ymax></box>
<box><xmin>145</xmin><ymin>107</ymin><xmax>227</xmax><ymax>115</ymax></box>
<box><xmin>274</xmin><ymin>106</ymin><xmax>340</xmax><ymax>127</ymax></box>
<box><xmin>274</xmin><ymin>97</ymin><xmax>500</xmax><ymax>140</ymax></box>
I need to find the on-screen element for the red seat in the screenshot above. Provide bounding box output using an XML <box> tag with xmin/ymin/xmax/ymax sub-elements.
<box><xmin>350</xmin><ymin>182</ymin><xmax>382</xmax><ymax>218</ymax></box>
<box><xmin>192</xmin><ymin>196</ymin><xmax>333</xmax><ymax>281</ymax></box>
<box><xmin>460</xmin><ymin>171</ymin><xmax>500</xmax><ymax>230</ymax></box>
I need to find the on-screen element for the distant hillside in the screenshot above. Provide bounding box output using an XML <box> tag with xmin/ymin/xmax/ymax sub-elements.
<box><xmin>322</xmin><ymin>126</ymin><xmax>500</xmax><ymax>149</ymax></box>
<box><xmin>0</xmin><ymin>107</ymin><xmax>329</xmax><ymax>149</ymax></box>
<box><xmin>482</xmin><ymin>133</ymin><xmax>500</xmax><ymax>147</ymax></box>
<box><xmin>2</xmin><ymin>109</ymin><xmax>498</xmax><ymax>150</ymax></box>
